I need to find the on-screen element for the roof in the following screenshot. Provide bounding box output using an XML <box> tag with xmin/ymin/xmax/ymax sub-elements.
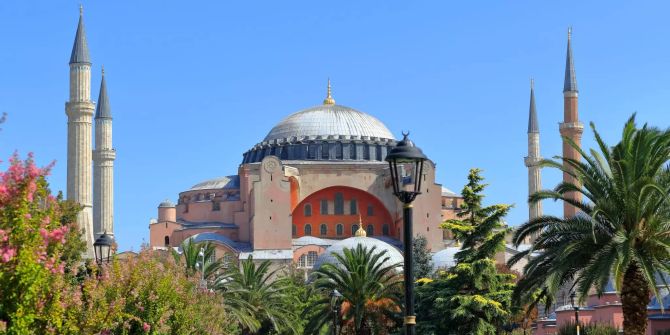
<box><xmin>432</xmin><ymin>247</ymin><xmax>460</xmax><ymax>270</ymax></box>
<box><xmin>264</xmin><ymin>104</ymin><xmax>394</xmax><ymax>142</ymax></box>
<box><xmin>188</xmin><ymin>175</ymin><xmax>240</xmax><ymax>191</ymax></box>
<box><xmin>95</xmin><ymin>71</ymin><xmax>112</xmax><ymax>119</ymax></box>
<box><xmin>70</xmin><ymin>11</ymin><xmax>91</xmax><ymax>64</ymax></box>
<box><xmin>528</xmin><ymin>80</ymin><xmax>539</xmax><ymax>133</ymax></box>
<box><xmin>158</xmin><ymin>199</ymin><xmax>175</xmax><ymax>208</ymax></box>
<box><xmin>441</xmin><ymin>187</ymin><xmax>458</xmax><ymax>197</ymax></box>
<box><xmin>188</xmin><ymin>232</ymin><xmax>251</xmax><ymax>253</ymax></box>
<box><xmin>313</xmin><ymin>236</ymin><xmax>403</xmax><ymax>270</ymax></box>
<box><xmin>239</xmin><ymin>249</ymin><xmax>293</xmax><ymax>260</ymax></box>
<box><xmin>563</xmin><ymin>28</ymin><xmax>578</xmax><ymax>93</ymax></box>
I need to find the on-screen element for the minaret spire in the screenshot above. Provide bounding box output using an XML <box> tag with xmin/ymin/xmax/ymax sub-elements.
<box><xmin>323</xmin><ymin>78</ymin><xmax>335</xmax><ymax>105</ymax></box>
<box><xmin>94</xmin><ymin>66</ymin><xmax>116</xmax><ymax>239</ymax></box>
<box><xmin>559</xmin><ymin>27</ymin><xmax>584</xmax><ymax>218</ymax></box>
<box><xmin>66</xmin><ymin>6</ymin><xmax>95</xmax><ymax>257</ymax></box>
<box><xmin>524</xmin><ymin>78</ymin><xmax>542</xmax><ymax>243</ymax></box>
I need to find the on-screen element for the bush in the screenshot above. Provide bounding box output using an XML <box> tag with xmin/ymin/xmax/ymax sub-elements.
<box><xmin>557</xmin><ymin>322</ymin><xmax>618</xmax><ymax>335</ymax></box>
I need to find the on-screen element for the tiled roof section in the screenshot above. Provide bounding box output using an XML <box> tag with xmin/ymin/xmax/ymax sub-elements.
<box><xmin>95</xmin><ymin>71</ymin><xmax>111</xmax><ymax>119</ymax></box>
<box><xmin>70</xmin><ymin>12</ymin><xmax>91</xmax><ymax>64</ymax></box>
<box><xmin>563</xmin><ymin>28</ymin><xmax>578</xmax><ymax>93</ymax></box>
<box><xmin>528</xmin><ymin>80</ymin><xmax>539</xmax><ymax>133</ymax></box>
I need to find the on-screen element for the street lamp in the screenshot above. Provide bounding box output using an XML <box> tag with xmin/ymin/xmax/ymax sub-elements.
<box><xmin>198</xmin><ymin>247</ymin><xmax>206</xmax><ymax>289</ymax></box>
<box><xmin>570</xmin><ymin>291</ymin><xmax>580</xmax><ymax>335</ymax></box>
<box><xmin>385</xmin><ymin>132</ymin><xmax>427</xmax><ymax>335</ymax></box>
<box><xmin>329</xmin><ymin>289</ymin><xmax>343</xmax><ymax>335</ymax></box>
<box><xmin>93</xmin><ymin>231</ymin><xmax>114</xmax><ymax>265</ymax></box>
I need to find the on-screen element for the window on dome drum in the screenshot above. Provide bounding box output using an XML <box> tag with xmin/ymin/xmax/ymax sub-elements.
<box><xmin>183</xmin><ymin>203</ymin><xmax>189</xmax><ymax>213</ymax></box>
<box><xmin>366</xmin><ymin>225</ymin><xmax>374</xmax><ymax>236</ymax></box>
<box><xmin>336</xmin><ymin>224</ymin><xmax>343</xmax><ymax>236</ymax></box>
<box><xmin>308</xmin><ymin>144</ymin><xmax>317</xmax><ymax>159</ymax></box>
<box><xmin>292</xmin><ymin>224</ymin><xmax>297</xmax><ymax>236</ymax></box>
<box><xmin>164</xmin><ymin>236</ymin><xmax>170</xmax><ymax>247</ymax></box>
<box><xmin>349</xmin><ymin>143</ymin><xmax>356</xmax><ymax>159</ymax></box>
<box><xmin>335</xmin><ymin>143</ymin><xmax>343</xmax><ymax>159</ymax></box>
<box><xmin>382</xmin><ymin>224</ymin><xmax>389</xmax><ymax>236</ymax></box>
<box><xmin>351</xmin><ymin>224</ymin><xmax>359</xmax><ymax>235</ymax></box>
<box><xmin>304</xmin><ymin>203</ymin><xmax>312</xmax><ymax>217</ymax></box>
<box><xmin>350</xmin><ymin>199</ymin><xmax>358</xmax><ymax>215</ymax></box>
<box><xmin>304</xmin><ymin>224</ymin><xmax>312</xmax><ymax>236</ymax></box>
<box><xmin>320</xmin><ymin>199</ymin><xmax>329</xmax><ymax>215</ymax></box>
<box><xmin>212</xmin><ymin>201</ymin><xmax>220</xmax><ymax>211</ymax></box>
<box><xmin>334</xmin><ymin>193</ymin><xmax>344</xmax><ymax>214</ymax></box>
<box><xmin>363</xmin><ymin>144</ymin><xmax>370</xmax><ymax>160</ymax></box>
<box><xmin>367</xmin><ymin>204</ymin><xmax>374</xmax><ymax>216</ymax></box>
<box><xmin>320</xmin><ymin>224</ymin><xmax>328</xmax><ymax>236</ymax></box>
<box><xmin>321</xmin><ymin>142</ymin><xmax>329</xmax><ymax>159</ymax></box>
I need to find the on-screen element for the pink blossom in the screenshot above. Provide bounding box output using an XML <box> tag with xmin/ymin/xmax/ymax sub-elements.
<box><xmin>0</xmin><ymin>246</ymin><xmax>16</xmax><ymax>263</ymax></box>
<box><xmin>142</xmin><ymin>322</ymin><xmax>151</xmax><ymax>332</ymax></box>
<box><xmin>24</xmin><ymin>213</ymin><xmax>32</xmax><ymax>220</ymax></box>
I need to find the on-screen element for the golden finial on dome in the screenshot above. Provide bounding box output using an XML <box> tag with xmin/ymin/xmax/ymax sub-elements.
<box><xmin>355</xmin><ymin>214</ymin><xmax>366</xmax><ymax>237</ymax></box>
<box><xmin>323</xmin><ymin>78</ymin><xmax>335</xmax><ymax>105</ymax></box>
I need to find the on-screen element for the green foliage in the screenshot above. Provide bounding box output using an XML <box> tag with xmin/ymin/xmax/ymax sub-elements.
<box><xmin>412</xmin><ymin>235</ymin><xmax>433</xmax><ymax>279</ymax></box>
<box><xmin>215</xmin><ymin>256</ymin><xmax>299</xmax><ymax>335</ymax></box>
<box><xmin>273</xmin><ymin>266</ymin><xmax>323</xmax><ymax>335</ymax></box>
<box><xmin>557</xmin><ymin>322</ymin><xmax>618</xmax><ymax>335</ymax></box>
<box><xmin>171</xmin><ymin>239</ymin><xmax>221</xmax><ymax>282</ymax></box>
<box><xmin>418</xmin><ymin>168</ymin><xmax>515</xmax><ymax>335</ymax></box>
<box><xmin>510</xmin><ymin>115</ymin><xmax>670</xmax><ymax>335</ymax></box>
<box><xmin>305</xmin><ymin>244</ymin><xmax>403</xmax><ymax>335</ymax></box>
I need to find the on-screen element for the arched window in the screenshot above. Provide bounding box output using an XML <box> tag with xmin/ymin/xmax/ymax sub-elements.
<box><xmin>382</xmin><ymin>224</ymin><xmax>390</xmax><ymax>236</ymax></box>
<box><xmin>304</xmin><ymin>203</ymin><xmax>312</xmax><ymax>217</ymax></box>
<box><xmin>334</xmin><ymin>193</ymin><xmax>344</xmax><ymax>214</ymax></box>
<box><xmin>320</xmin><ymin>223</ymin><xmax>328</xmax><ymax>236</ymax></box>
<box><xmin>320</xmin><ymin>199</ymin><xmax>329</xmax><ymax>215</ymax></box>
<box><xmin>321</xmin><ymin>142</ymin><xmax>330</xmax><ymax>159</ymax></box>
<box><xmin>363</xmin><ymin>143</ymin><xmax>370</xmax><ymax>160</ymax></box>
<box><xmin>304</xmin><ymin>224</ymin><xmax>312</xmax><ymax>236</ymax></box>
<box><xmin>335</xmin><ymin>142</ymin><xmax>343</xmax><ymax>159</ymax></box>
<box><xmin>308</xmin><ymin>143</ymin><xmax>317</xmax><ymax>159</ymax></box>
<box><xmin>298</xmin><ymin>251</ymin><xmax>319</xmax><ymax>268</ymax></box>
<box><xmin>349</xmin><ymin>143</ymin><xmax>357</xmax><ymax>159</ymax></box>
<box><xmin>223</xmin><ymin>253</ymin><xmax>234</xmax><ymax>269</ymax></box>
<box><xmin>366</xmin><ymin>224</ymin><xmax>374</xmax><ymax>236</ymax></box>
<box><xmin>350</xmin><ymin>199</ymin><xmax>358</xmax><ymax>215</ymax></box>
<box><xmin>164</xmin><ymin>235</ymin><xmax>170</xmax><ymax>246</ymax></box>
<box><xmin>367</xmin><ymin>203</ymin><xmax>374</xmax><ymax>216</ymax></box>
<box><xmin>292</xmin><ymin>224</ymin><xmax>297</xmax><ymax>236</ymax></box>
<box><xmin>351</xmin><ymin>224</ymin><xmax>359</xmax><ymax>235</ymax></box>
<box><xmin>336</xmin><ymin>224</ymin><xmax>344</xmax><ymax>236</ymax></box>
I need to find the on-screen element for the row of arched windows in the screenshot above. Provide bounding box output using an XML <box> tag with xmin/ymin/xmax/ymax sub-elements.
<box><xmin>293</xmin><ymin>223</ymin><xmax>390</xmax><ymax>237</ymax></box>
<box><xmin>303</xmin><ymin>193</ymin><xmax>374</xmax><ymax>216</ymax></box>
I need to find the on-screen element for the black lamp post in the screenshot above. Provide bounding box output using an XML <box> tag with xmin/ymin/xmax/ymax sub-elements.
<box><xmin>329</xmin><ymin>289</ymin><xmax>343</xmax><ymax>335</ymax></box>
<box><xmin>385</xmin><ymin>132</ymin><xmax>427</xmax><ymax>335</ymax></box>
<box><xmin>93</xmin><ymin>231</ymin><xmax>114</xmax><ymax>265</ymax></box>
<box><xmin>570</xmin><ymin>291</ymin><xmax>580</xmax><ymax>335</ymax></box>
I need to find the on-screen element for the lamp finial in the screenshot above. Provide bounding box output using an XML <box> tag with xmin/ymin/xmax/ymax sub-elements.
<box><xmin>323</xmin><ymin>78</ymin><xmax>335</xmax><ymax>105</ymax></box>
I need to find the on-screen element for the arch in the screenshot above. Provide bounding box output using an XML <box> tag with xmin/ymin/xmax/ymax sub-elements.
<box><xmin>164</xmin><ymin>235</ymin><xmax>170</xmax><ymax>246</ymax></box>
<box><xmin>291</xmin><ymin>186</ymin><xmax>396</xmax><ymax>239</ymax></box>
<box><xmin>351</xmin><ymin>224</ymin><xmax>359</xmax><ymax>235</ymax></box>
<box><xmin>366</xmin><ymin>224</ymin><xmax>374</xmax><ymax>236</ymax></box>
<box><xmin>304</xmin><ymin>224</ymin><xmax>312</xmax><ymax>236</ymax></box>
<box><xmin>336</xmin><ymin>224</ymin><xmax>344</xmax><ymax>236</ymax></box>
<box><xmin>298</xmin><ymin>251</ymin><xmax>319</xmax><ymax>268</ymax></box>
<box><xmin>289</xmin><ymin>176</ymin><xmax>300</xmax><ymax>211</ymax></box>
<box><xmin>382</xmin><ymin>224</ymin><xmax>390</xmax><ymax>236</ymax></box>
<box><xmin>304</xmin><ymin>203</ymin><xmax>312</xmax><ymax>217</ymax></box>
<box><xmin>320</xmin><ymin>223</ymin><xmax>328</xmax><ymax>236</ymax></box>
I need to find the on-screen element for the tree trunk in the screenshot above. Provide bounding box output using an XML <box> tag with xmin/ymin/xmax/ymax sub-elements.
<box><xmin>620</xmin><ymin>262</ymin><xmax>651</xmax><ymax>335</ymax></box>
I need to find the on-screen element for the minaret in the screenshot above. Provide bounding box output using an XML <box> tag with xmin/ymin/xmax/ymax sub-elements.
<box><xmin>559</xmin><ymin>27</ymin><xmax>584</xmax><ymax>218</ymax></box>
<box><xmin>524</xmin><ymin>79</ymin><xmax>542</xmax><ymax>243</ymax></box>
<box><xmin>93</xmin><ymin>66</ymin><xmax>115</xmax><ymax>239</ymax></box>
<box><xmin>66</xmin><ymin>6</ymin><xmax>95</xmax><ymax>256</ymax></box>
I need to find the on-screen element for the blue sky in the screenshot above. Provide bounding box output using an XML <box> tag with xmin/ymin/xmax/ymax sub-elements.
<box><xmin>1</xmin><ymin>2</ymin><xmax>669</xmax><ymax>251</ymax></box>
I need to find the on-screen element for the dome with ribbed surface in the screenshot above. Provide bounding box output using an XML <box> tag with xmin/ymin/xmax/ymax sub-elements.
<box><xmin>264</xmin><ymin>104</ymin><xmax>394</xmax><ymax>142</ymax></box>
<box><xmin>313</xmin><ymin>236</ymin><xmax>403</xmax><ymax>271</ymax></box>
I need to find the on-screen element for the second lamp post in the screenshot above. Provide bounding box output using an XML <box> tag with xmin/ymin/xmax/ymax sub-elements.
<box><xmin>385</xmin><ymin>132</ymin><xmax>427</xmax><ymax>335</ymax></box>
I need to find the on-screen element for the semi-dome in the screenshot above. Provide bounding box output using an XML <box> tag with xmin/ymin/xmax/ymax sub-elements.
<box><xmin>242</xmin><ymin>85</ymin><xmax>398</xmax><ymax>164</ymax></box>
<box><xmin>264</xmin><ymin>104</ymin><xmax>394</xmax><ymax>142</ymax></box>
<box><xmin>432</xmin><ymin>247</ymin><xmax>460</xmax><ymax>270</ymax></box>
<box><xmin>313</xmin><ymin>227</ymin><xmax>403</xmax><ymax>271</ymax></box>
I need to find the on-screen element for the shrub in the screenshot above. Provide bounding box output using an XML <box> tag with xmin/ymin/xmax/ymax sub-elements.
<box><xmin>557</xmin><ymin>322</ymin><xmax>618</xmax><ymax>335</ymax></box>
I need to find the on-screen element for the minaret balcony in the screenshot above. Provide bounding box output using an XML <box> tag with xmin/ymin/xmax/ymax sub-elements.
<box><xmin>559</xmin><ymin>122</ymin><xmax>584</xmax><ymax>132</ymax></box>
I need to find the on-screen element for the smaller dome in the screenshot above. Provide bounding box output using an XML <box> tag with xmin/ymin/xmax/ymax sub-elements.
<box><xmin>313</xmin><ymin>236</ymin><xmax>403</xmax><ymax>271</ymax></box>
<box><xmin>158</xmin><ymin>199</ymin><xmax>175</xmax><ymax>208</ymax></box>
<box><xmin>432</xmin><ymin>247</ymin><xmax>460</xmax><ymax>270</ymax></box>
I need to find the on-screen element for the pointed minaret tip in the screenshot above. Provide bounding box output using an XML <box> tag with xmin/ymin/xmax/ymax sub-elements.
<box><xmin>528</xmin><ymin>77</ymin><xmax>539</xmax><ymax>133</ymax></box>
<box><xmin>563</xmin><ymin>26</ymin><xmax>578</xmax><ymax>93</ymax></box>
<box><xmin>323</xmin><ymin>78</ymin><xmax>336</xmax><ymax>105</ymax></box>
<box><xmin>95</xmin><ymin>68</ymin><xmax>111</xmax><ymax>119</ymax></box>
<box><xmin>70</xmin><ymin>5</ymin><xmax>91</xmax><ymax>64</ymax></box>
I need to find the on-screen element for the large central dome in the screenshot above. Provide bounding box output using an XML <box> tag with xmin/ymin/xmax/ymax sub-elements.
<box><xmin>264</xmin><ymin>104</ymin><xmax>394</xmax><ymax>142</ymax></box>
<box><xmin>242</xmin><ymin>83</ymin><xmax>398</xmax><ymax>164</ymax></box>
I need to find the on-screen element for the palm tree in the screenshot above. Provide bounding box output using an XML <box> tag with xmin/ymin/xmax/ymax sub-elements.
<box><xmin>214</xmin><ymin>256</ymin><xmax>299</xmax><ymax>335</ymax></box>
<box><xmin>305</xmin><ymin>244</ymin><xmax>403</xmax><ymax>335</ymax></box>
<box><xmin>171</xmin><ymin>239</ymin><xmax>221</xmax><ymax>280</ymax></box>
<box><xmin>509</xmin><ymin>115</ymin><xmax>670</xmax><ymax>335</ymax></box>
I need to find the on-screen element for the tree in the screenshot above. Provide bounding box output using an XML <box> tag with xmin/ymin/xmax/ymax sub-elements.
<box><xmin>509</xmin><ymin>115</ymin><xmax>670</xmax><ymax>335</ymax></box>
<box><xmin>305</xmin><ymin>244</ymin><xmax>403</xmax><ymax>335</ymax></box>
<box><xmin>412</xmin><ymin>236</ymin><xmax>433</xmax><ymax>279</ymax></box>
<box><xmin>215</xmin><ymin>256</ymin><xmax>299</xmax><ymax>335</ymax></box>
<box><xmin>416</xmin><ymin>168</ymin><xmax>515</xmax><ymax>334</ymax></box>
<box><xmin>171</xmin><ymin>239</ymin><xmax>221</xmax><ymax>281</ymax></box>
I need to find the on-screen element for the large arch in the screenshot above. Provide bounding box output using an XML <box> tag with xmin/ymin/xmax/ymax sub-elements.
<box><xmin>292</xmin><ymin>186</ymin><xmax>396</xmax><ymax>239</ymax></box>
